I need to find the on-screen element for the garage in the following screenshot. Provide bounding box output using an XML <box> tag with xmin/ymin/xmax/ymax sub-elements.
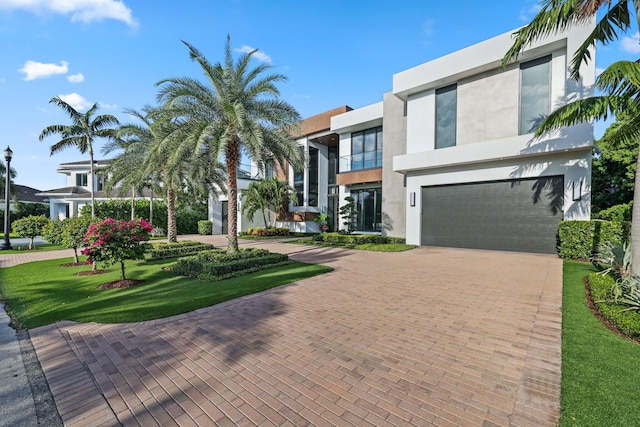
<box><xmin>420</xmin><ymin>176</ymin><xmax>564</xmax><ymax>254</ymax></box>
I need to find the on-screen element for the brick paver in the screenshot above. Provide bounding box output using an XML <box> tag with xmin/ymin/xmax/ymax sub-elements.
<box><xmin>20</xmin><ymin>236</ymin><xmax>562</xmax><ymax>426</ymax></box>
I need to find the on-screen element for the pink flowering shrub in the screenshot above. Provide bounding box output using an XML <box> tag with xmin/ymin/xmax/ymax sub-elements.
<box><xmin>83</xmin><ymin>218</ymin><xmax>153</xmax><ymax>281</ymax></box>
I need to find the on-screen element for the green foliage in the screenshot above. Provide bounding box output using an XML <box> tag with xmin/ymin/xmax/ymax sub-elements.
<box><xmin>169</xmin><ymin>248</ymin><xmax>290</xmax><ymax>281</ymax></box>
<box><xmin>14</xmin><ymin>202</ymin><xmax>49</xmax><ymax>220</ymax></box>
<box><xmin>589</xmin><ymin>272</ymin><xmax>640</xmax><ymax>339</ymax></box>
<box><xmin>591</xmin><ymin>123</ymin><xmax>638</xmax><ymax>213</ymax></box>
<box><xmin>146</xmin><ymin>241</ymin><xmax>215</xmax><ymax>261</ymax></box>
<box><xmin>62</xmin><ymin>216</ymin><xmax>95</xmax><ymax>263</ymax></box>
<box><xmin>592</xmin><ymin>202</ymin><xmax>633</xmax><ymax>222</ymax></box>
<box><xmin>198</xmin><ymin>220</ymin><xmax>212</xmax><ymax>235</ymax></box>
<box><xmin>316</xmin><ymin>233</ymin><xmax>405</xmax><ymax>245</ymax></box>
<box><xmin>41</xmin><ymin>220</ymin><xmax>65</xmax><ymax>246</ymax></box>
<box><xmin>11</xmin><ymin>215</ymin><xmax>49</xmax><ymax>249</ymax></box>
<box><xmin>83</xmin><ymin>218</ymin><xmax>153</xmax><ymax>280</ymax></box>
<box><xmin>245</xmin><ymin>227</ymin><xmax>290</xmax><ymax>237</ymax></box>
<box><xmin>339</xmin><ymin>196</ymin><xmax>358</xmax><ymax>234</ymax></box>
<box><xmin>81</xmin><ymin>199</ymin><xmax>205</xmax><ymax>235</ymax></box>
<box><xmin>242</xmin><ymin>178</ymin><xmax>297</xmax><ymax>228</ymax></box>
<box><xmin>558</xmin><ymin>220</ymin><xmax>630</xmax><ymax>260</ymax></box>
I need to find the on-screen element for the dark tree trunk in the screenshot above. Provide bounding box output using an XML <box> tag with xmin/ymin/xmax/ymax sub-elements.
<box><xmin>226</xmin><ymin>142</ymin><xmax>240</xmax><ymax>253</ymax></box>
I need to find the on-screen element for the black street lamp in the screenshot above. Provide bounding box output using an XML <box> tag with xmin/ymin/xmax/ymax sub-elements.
<box><xmin>1</xmin><ymin>146</ymin><xmax>12</xmax><ymax>250</ymax></box>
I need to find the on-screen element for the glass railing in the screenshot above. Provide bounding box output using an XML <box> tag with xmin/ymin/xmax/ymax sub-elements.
<box><xmin>339</xmin><ymin>149</ymin><xmax>382</xmax><ymax>172</ymax></box>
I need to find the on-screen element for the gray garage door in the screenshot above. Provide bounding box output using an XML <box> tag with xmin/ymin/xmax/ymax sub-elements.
<box><xmin>421</xmin><ymin>176</ymin><xmax>564</xmax><ymax>254</ymax></box>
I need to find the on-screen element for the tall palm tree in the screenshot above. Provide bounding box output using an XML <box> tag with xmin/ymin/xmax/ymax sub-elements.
<box><xmin>156</xmin><ymin>37</ymin><xmax>304</xmax><ymax>253</ymax></box>
<box><xmin>39</xmin><ymin>97</ymin><xmax>119</xmax><ymax>217</ymax></box>
<box><xmin>502</xmin><ymin>0</ymin><xmax>640</xmax><ymax>272</ymax></box>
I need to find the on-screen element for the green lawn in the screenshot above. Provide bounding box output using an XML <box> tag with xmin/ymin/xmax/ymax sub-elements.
<box><xmin>0</xmin><ymin>243</ymin><xmax>65</xmax><ymax>253</ymax></box>
<box><xmin>0</xmin><ymin>257</ymin><xmax>332</xmax><ymax>329</ymax></box>
<box><xmin>286</xmin><ymin>238</ymin><xmax>417</xmax><ymax>252</ymax></box>
<box><xmin>561</xmin><ymin>261</ymin><xmax>640</xmax><ymax>426</ymax></box>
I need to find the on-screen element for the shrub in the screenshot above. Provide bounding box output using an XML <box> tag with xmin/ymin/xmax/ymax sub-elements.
<box><xmin>589</xmin><ymin>273</ymin><xmax>640</xmax><ymax>339</ymax></box>
<box><xmin>169</xmin><ymin>248</ymin><xmax>289</xmax><ymax>281</ymax></box>
<box><xmin>558</xmin><ymin>220</ymin><xmax>630</xmax><ymax>260</ymax></box>
<box><xmin>83</xmin><ymin>218</ymin><xmax>153</xmax><ymax>281</ymax></box>
<box><xmin>593</xmin><ymin>203</ymin><xmax>633</xmax><ymax>222</ymax></box>
<box><xmin>42</xmin><ymin>219</ymin><xmax>65</xmax><ymax>246</ymax></box>
<box><xmin>11</xmin><ymin>215</ymin><xmax>49</xmax><ymax>249</ymax></box>
<box><xmin>146</xmin><ymin>241</ymin><xmax>215</xmax><ymax>261</ymax></box>
<box><xmin>198</xmin><ymin>220</ymin><xmax>213</xmax><ymax>235</ymax></box>
<box><xmin>14</xmin><ymin>202</ymin><xmax>49</xmax><ymax>220</ymax></box>
<box><xmin>315</xmin><ymin>233</ymin><xmax>405</xmax><ymax>246</ymax></box>
<box><xmin>62</xmin><ymin>216</ymin><xmax>95</xmax><ymax>263</ymax></box>
<box><xmin>246</xmin><ymin>227</ymin><xmax>290</xmax><ymax>237</ymax></box>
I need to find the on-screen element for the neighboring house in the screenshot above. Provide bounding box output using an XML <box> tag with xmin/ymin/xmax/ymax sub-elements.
<box><xmin>0</xmin><ymin>184</ymin><xmax>49</xmax><ymax>212</ymax></box>
<box><xmin>37</xmin><ymin>159</ymin><xmax>154</xmax><ymax>220</ymax></box>
<box><xmin>230</xmin><ymin>22</ymin><xmax>594</xmax><ymax>254</ymax></box>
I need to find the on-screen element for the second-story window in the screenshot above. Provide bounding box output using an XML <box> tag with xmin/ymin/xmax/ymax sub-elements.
<box><xmin>435</xmin><ymin>84</ymin><xmax>457</xmax><ymax>149</ymax></box>
<box><xmin>351</xmin><ymin>126</ymin><xmax>382</xmax><ymax>171</ymax></box>
<box><xmin>76</xmin><ymin>173</ymin><xmax>88</xmax><ymax>187</ymax></box>
<box><xmin>520</xmin><ymin>55</ymin><xmax>551</xmax><ymax>135</ymax></box>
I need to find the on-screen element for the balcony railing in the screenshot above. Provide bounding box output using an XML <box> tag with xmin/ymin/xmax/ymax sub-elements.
<box><xmin>339</xmin><ymin>149</ymin><xmax>382</xmax><ymax>172</ymax></box>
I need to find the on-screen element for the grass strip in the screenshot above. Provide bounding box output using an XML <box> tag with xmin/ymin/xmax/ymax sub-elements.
<box><xmin>561</xmin><ymin>260</ymin><xmax>640</xmax><ymax>426</ymax></box>
<box><xmin>0</xmin><ymin>257</ymin><xmax>332</xmax><ymax>329</ymax></box>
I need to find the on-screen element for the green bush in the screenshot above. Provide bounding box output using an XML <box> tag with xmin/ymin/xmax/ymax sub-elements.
<box><xmin>198</xmin><ymin>220</ymin><xmax>212</xmax><ymax>235</ymax></box>
<box><xmin>12</xmin><ymin>215</ymin><xmax>49</xmax><ymax>249</ymax></box>
<box><xmin>169</xmin><ymin>248</ymin><xmax>289</xmax><ymax>281</ymax></box>
<box><xmin>246</xmin><ymin>227</ymin><xmax>290</xmax><ymax>237</ymax></box>
<box><xmin>589</xmin><ymin>273</ymin><xmax>640</xmax><ymax>339</ymax></box>
<box><xmin>558</xmin><ymin>220</ymin><xmax>630</xmax><ymax>260</ymax></box>
<box><xmin>593</xmin><ymin>203</ymin><xmax>633</xmax><ymax>222</ymax></box>
<box><xmin>316</xmin><ymin>233</ymin><xmax>406</xmax><ymax>246</ymax></box>
<box><xmin>146</xmin><ymin>241</ymin><xmax>214</xmax><ymax>261</ymax></box>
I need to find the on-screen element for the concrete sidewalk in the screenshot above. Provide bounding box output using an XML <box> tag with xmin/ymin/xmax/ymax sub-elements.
<box><xmin>28</xmin><ymin>237</ymin><xmax>563</xmax><ymax>426</ymax></box>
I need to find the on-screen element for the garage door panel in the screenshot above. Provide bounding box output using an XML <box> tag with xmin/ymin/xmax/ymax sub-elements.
<box><xmin>421</xmin><ymin>176</ymin><xmax>563</xmax><ymax>254</ymax></box>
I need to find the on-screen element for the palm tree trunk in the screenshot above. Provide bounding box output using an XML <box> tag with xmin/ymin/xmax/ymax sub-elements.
<box><xmin>131</xmin><ymin>185</ymin><xmax>135</xmax><ymax>220</ymax></box>
<box><xmin>89</xmin><ymin>145</ymin><xmax>95</xmax><ymax>218</ymax></box>
<box><xmin>167</xmin><ymin>186</ymin><xmax>177</xmax><ymax>243</ymax></box>
<box><xmin>631</xmin><ymin>151</ymin><xmax>640</xmax><ymax>276</ymax></box>
<box><xmin>226</xmin><ymin>144</ymin><xmax>239</xmax><ymax>253</ymax></box>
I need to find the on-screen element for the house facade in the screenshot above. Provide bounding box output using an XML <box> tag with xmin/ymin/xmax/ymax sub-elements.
<box><xmin>214</xmin><ymin>22</ymin><xmax>595</xmax><ymax>254</ymax></box>
<box><xmin>38</xmin><ymin>160</ymin><xmax>153</xmax><ymax>220</ymax></box>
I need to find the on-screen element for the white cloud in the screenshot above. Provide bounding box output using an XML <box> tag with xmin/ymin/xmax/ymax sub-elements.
<box><xmin>0</xmin><ymin>0</ymin><xmax>138</xmax><ymax>27</ymax></box>
<box><xmin>19</xmin><ymin>60</ymin><xmax>68</xmax><ymax>81</ymax></box>
<box><xmin>235</xmin><ymin>45</ymin><xmax>271</xmax><ymax>63</ymax></box>
<box><xmin>519</xmin><ymin>3</ymin><xmax>542</xmax><ymax>21</ymax></box>
<box><xmin>621</xmin><ymin>32</ymin><xmax>640</xmax><ymax>53</ymax></box>
<box><xmin>67</xmin><ymin>73</ymin><xmax>84</xmax><ymax>83</ymax></box>
<box><xmin>58</xmin><ymin>93</ymin><xmax>92</xmax><ymax>111</ymax></box>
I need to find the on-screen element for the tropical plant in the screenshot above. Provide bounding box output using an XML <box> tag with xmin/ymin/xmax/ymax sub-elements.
<box><xmin>83</xmin><ymin>218</ymin><xmax>153</xmax><ymax>281</ymax></box>
<box><xmin>41</xmin><ymin>220</ymin><xmax>65</xmax><ymax>246</ymax></box>
<box><xmin>11</xmin><ymin>215</ymin><xmax>49</xmax><ymax>249</ymax></box>
<box><xmin>156</xmin><ymin>37</ymin><xmax>304</xmax><ymax>253</ymax></box>
<box><xmin>14</xmin><ymin>202</ymin><xmax>49</xmax><ymax>220</ymax></box>
<box><xmin>314</xmin><ymin>212</ymin><xmax>329</xmax><ymax>232</ymax></box>
<box><xmin>39</xmin><ymin>97</ymin><xmax>119</xmax><ymax>217</ymax></box>
<box><xmin>242</xmin><ymin>178</ymin><xmax>297</xmax><ymax>229</ymax></box>
<box><xmin>62</xmin><ymin>216</ymin><xmax>95</xmax><ymax>263</ymax></box>
<box><xmin>502</xmin><ymin>0</ymin><xmax>640</xmax><ymax>274</ymax></box>
<box><xmin>339</xmin><ymin>196</ymin><xmax>358</xmax><ymax>234</ymax></box>
<box><xmin>265</xmin><ymin>178</ymin><xmax>298</xmax><ymax>226</ymax></box>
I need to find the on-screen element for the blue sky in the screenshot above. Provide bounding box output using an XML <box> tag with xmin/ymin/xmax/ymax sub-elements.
<box><xmin>0</xmin><ymin>0</ymin><xmax>638</xmax><ymax>191</ymax></box>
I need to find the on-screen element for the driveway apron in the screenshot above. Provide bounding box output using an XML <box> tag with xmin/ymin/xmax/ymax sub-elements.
<box><xmin>29</xmin><ymin>237</ymin><xmax>563</xmax><ymax>426</ymax></box>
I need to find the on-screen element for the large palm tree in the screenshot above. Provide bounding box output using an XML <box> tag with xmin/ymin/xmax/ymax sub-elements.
<box><xmin>502</xmin><ymin>0</ymin><xmax>640</xmax><ymax>272</ymax></box>
<box><xmin>39</xmin><ymin>97</ymin><xmax>119</xmax><ymax>217</ymax></box>
<box><xmin>156</xmin><ymin>37</ymin><xmax>304</xmax><ymax>252</ymax></box>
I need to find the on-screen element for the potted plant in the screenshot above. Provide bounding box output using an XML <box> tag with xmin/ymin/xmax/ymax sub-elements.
<box><xmin>314</xmin><ymin>212</ymin><xmax>329</xmax><ymax>232</ymax></box>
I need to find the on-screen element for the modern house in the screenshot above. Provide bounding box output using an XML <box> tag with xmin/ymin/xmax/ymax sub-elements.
<box><xmin>221</xmin><ymin>21</ymin><xmax>596</xmax><ymax>254</ymax></box>
<box><xmin>38</xmin><ymin>159</ymin><xmax>154</xmax><ymax>220</ymax></box>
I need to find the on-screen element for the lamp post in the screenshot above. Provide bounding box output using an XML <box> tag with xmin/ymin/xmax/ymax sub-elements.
<box><xmin>1</xmin><ymin>146</ymin><xmax>12</xmax><ymax>250</ymax></box>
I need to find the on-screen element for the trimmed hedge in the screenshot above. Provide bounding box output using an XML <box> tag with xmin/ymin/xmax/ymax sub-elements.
<box><xmin>589</xmin><ymin>273</ymin><xmax>640</xmax><ymax>340</ymax></box>
<box><xmin>169</xmin><ymin>248</ymin><xmax>290</xmax><ymax>281</ymax></box>
<box><xmin>245</xmin><ymin>227</ymin><xmax>291</xmax><ymax>237</ymax></box>
<box><xmin>198</xmin><ymin>220</ymin><xmax>212</xmax><ymax>235</ymax></box>
<box><xmin>558</xmin><ymin>220</ymin><xmax>630</xmax><ymax>260</ymax></box>
<box><xmin>315</xmin><ymin>233</ymin><xmax>406</xmax><ymax>246</ymax></box>
<box><xmin>146</xmin><ymin>241</ymin><xmax>215</xmax><ymax>261</ymax></box>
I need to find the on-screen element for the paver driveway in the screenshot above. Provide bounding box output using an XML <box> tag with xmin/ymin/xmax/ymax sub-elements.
<box><xmin>29</xmin><ymin>237</ymin><xmax>563</xmax><ymax>426</ymax></box>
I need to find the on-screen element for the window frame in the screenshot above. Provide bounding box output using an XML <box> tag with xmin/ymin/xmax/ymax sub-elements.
<box><xmin>434</xmin><ymin>83</ymin><xmax>457</xmax><ymax>149</ymax></box>
<box><xmin>519</xmin><ymin>55</ymin><xmax>552</xmax><ymax>135</ymax></box>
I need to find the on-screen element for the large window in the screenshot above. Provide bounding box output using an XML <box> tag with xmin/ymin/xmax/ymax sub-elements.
<box><xmin>293</xmin><ymin>166</ymin><xmax>304</xmax><ymax>206</ymax></box>
<box><xmin>351</xmin><ymin>126</ymin><xmax>382</xmax><ymax>171</ymax></box>
<box><xmin>520</xmin><ymin>55</ymin><xmax>551</xmax><ymax>135</ymax></box>
<box><xmin>350</xmin><ymin>187</ymin><xmax>382</xmax><ymax>232</ymax></box>
<box><xmin>435</xmin><ymin>84</ymin><xmax>457</xmax><ymax>149</ymax></box>
<box><xmin>308</xmin><ymin>147</ymin><xmax>319</xmax><ymax>207</ymax></box>
<box><xmin>76</xmin><ymin>173</ymin><xmax>88</xmax><ymax>187</ymax></box>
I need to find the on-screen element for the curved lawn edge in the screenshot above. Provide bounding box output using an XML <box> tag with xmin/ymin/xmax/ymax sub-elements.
<box><xmin>0</xmin><ymin>257</ymin><xmax>332</xmax><ymax>329</ymax></box>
